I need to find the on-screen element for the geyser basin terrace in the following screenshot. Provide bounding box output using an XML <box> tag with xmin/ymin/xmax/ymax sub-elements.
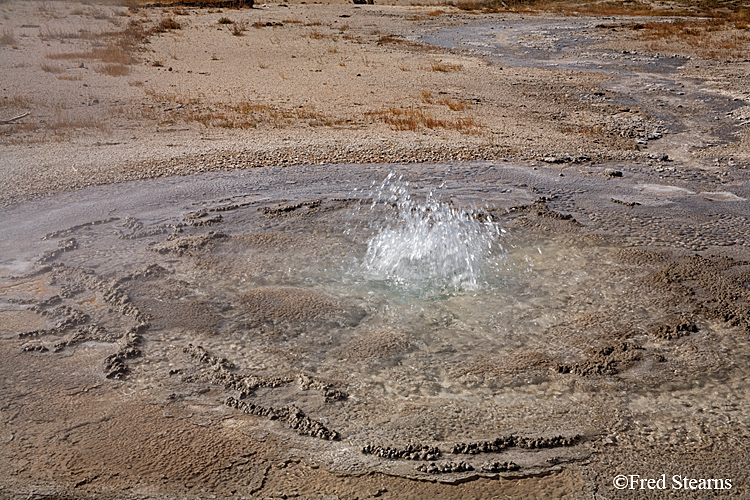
<box><xmin>1</xmin><ymin>161</ymin><xmax>750</xmax><ymax>498</ymax></box>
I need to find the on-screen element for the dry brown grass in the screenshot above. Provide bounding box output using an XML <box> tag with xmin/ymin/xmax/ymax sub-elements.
<box><xmin>39</xmin><ymin>27</ymin><xmax>109</xmax><ymax>41</ymax></box>
<box><xmin>2</xmin><ymin>110</ymin><xmax>104</xmax><ymax>145</ymax></box>
<box><xmin>637</xmin><ymin>16</ymin><xmax>750</xmax><ymax>59</ymax></box>
<box><xmin>443</xmin><ymin>98</ymin><xmax>471</xmax><ymax>111</ymax></box>
<box><xmin>377</xmin><ymin>34</ymin><xmax>407</xmax><ymax>45</ymax></box>
<box><xmin>96</xmin><ymin>63</ymin><xmax>130</xmax><ymax>76</ymax></box>
<box><xmin>0</xmin><ymin>96</ymin><xmax>33</xmax><ymax>109</ymax></box>
<box><xmin>45</xmin><ymin>17</ymin><xmax>149</xmax><ymax>67</ymax></box>
<box><xmin>0</xmin><ymin>29</ymin><xmax>15</xmax><ymax>45</ymax></box>
<box><xmin>89</xmin><ymin>7</ymin><xmax>110</xmax><ymax>20</ymax></box>
<box><xmin>376</xmin><ymin>34</ymin><xmax>433</xmax><ymax>53</ymax></box>
<box><xmin>231</xmin><ymin>19</ymin><xmax>247</xmax><ymax>35</ymax></box>
<box><xmin>305</xmin><ymin>29</ymin><xmax>334</xmax><ymax>40</ymax></box>
<box><xmin>47</xmin><ymin>43</ymin><xmax>137</xmax><ymax>65</ymax></box>
<box><xmin>430</xmin><ymin>61</ymin><xmax>463</xmax><ymax>72</ymax></box>
<box><xmin>140</xmin><ymin>93</ymin><xmax>346</xmax><ymax>129</ymax></box>
<box><xmin>420</xmin><ymin>91</ymin><xmax>472</xmax><ymax>110</ymax></box>
<box><xmin>366</xmin><ymin>107</ymin><xmax>480</xmax><ymax>133</ymax></box>
<box><xmin>153</xmin><ymin>17</ymin><xmax>180</xmax><ymax>33</ymax></box>
<box><xmin>41</xmin><ymin>62</ymin><xmax>65</xmax><ymax>74</ymax></box>
<box><xmin>57</xmin><ymin>74</ymin><xmax>83</xmax><ymax>81</ymax></box>
<box><xmin>48</xmin><ymin>113</ymin><xmax>103</xmax><ymax>132</ymax></box>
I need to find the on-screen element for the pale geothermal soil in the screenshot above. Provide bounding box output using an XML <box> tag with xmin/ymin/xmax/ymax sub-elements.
<box><xmin>0</xmin><ymin>0</ymin><xmax>748</xmax><ymax>206</ymax></box>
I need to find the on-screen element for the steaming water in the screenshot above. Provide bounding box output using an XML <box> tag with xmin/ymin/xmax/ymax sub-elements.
<box><xmin>360</xmin><ymin>173</ymin><xmax>503</xmax><ymax>296</ymax></box>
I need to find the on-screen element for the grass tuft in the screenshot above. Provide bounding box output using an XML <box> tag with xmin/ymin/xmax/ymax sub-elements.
<box><xmin>153</xmin><ymin>17</ymin><xmax>180</xmax><ymax>33</ymax></box>
<box><xmin>366</xmin><ymin>107</ymin><xmax>480</xmax><ymax>133</ymax></box>
<box><xmin>231</xmin><ymin>19</ymin><xmax>247</xmax><ymax>36</ymax></box>
<box><xmin>1</xmin><ymin>29</ymin><xmax>15</xmax><ymax>45</ymax></box>
<box><xmin>140</xmin><ymin>93</ymin><xmax>346</xmax><ymax>129</ymax></box>
<box><xmin>96</xmin><ymin>63</ymin><xmax>130</xmax><ymax>76</ymax></box>
<box><xmin>41</xmin><ymin>62</ymin><xmax>65</xmax><ymax>73</ymax></box>
<box><xmin>430</xmin><ymin>61</ymin><xmax>463</xmax><ymax>72</ymax></box>
<box><xmin>48</xmin><ymin>43</ymin><xmax>136</xmax><ymax>65</ymax></box>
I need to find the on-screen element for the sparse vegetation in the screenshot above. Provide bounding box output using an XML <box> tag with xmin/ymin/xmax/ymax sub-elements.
<box><xmin>421</xmin><ymin>91</ymin><xmax>472</xmax><ymax>111</ymax></box>
<box><xmin>90</xmin><ymin>8</ymin><xmax>110</xmax><ymax>20</ymax></box>
<box><xmin>1</xmin><ymin>29</ymin><xmax>15</xmax><ymax>45</ymax></box>
<box><xmin>153</xmin><ymin>17</ymin><xmax>180</xmax><ymax>33</ymax></box>
<box><xmin>217</xmin><ymin>17</ymin><xmax>233</xmax><ymax>24</ymax></box>
<box><xmin>637</xmin><ymin>16</ymin><xmax>750</xmax><ymax>59</ymax></box>
<box><xmin>305</xmin><ymin>29</ymin><xmax>332</xmax><ymax>40</ymax></box>
<box><xmin>444</xmin><ymin>99</ymin><xmax>471</xmax><ymax>111</ymax></box>
<box><xmin>140</xmin><ymin>93</ymin><xmax>345</xmax><ymax>129</ymax></box>
<box><xmin>96</xmin><ymin>63</ymin><xmax>130</xmax><ymax>76</ymax></box>
<box><xmin>377</xmin><ymin>34</ymin><xmax>407</xmax><ymax>45</ymax></box>
<box><xmin>41</xmin><ymin>62</ymin><xmax>65</xmax><ymax>74</ymax></box>
<box><xmin>430</xmin><ymin>61</ymin><xmax>463</xmax><ymax>72</ymax></box>
<box><xmin>366</xmin><ymin>107</ymin><xmax>480</xmax><ymax>133</ymax></box>
<box><xmin>0</xmin><ymin>95</ymin><xmax>33</xmax><ymax>109</ymax></box>
<box><xmin>39</xmin><ymin>27</ymin><xmax>106</xmax><ymax>41</ymax></box>
<box><xmin>231</xmin><ymin>19</ymin><xmax>247</xmax><ymax>36</ymax></box>
<box><xmin>48</xmin><ymin>113</ymin><xmax>103</xmax><ymax>133</ymax></box>
<box><xmin>48</xmin><ymin>43</ymin><xmax>137</xmax><ymax>65</ymax></box>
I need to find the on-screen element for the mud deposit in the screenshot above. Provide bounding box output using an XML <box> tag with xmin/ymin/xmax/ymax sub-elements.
<box><xmin>0</xmin><ymin>161</ymin><xmax>749</xmax><ymax>499</ymax></box>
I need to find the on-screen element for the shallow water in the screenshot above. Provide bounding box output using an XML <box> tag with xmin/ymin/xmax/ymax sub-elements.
<box><xmin>420</xmin><ymin>17</ymin><xmax>748</xmax><ymax>156</ymax></box>
<box><xmin>2</xmin><ymin>161</ymin><xmax>750</xmax><ymax>478</ymax></box>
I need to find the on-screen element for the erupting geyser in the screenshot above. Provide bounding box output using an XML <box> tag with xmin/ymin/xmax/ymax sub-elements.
<box><xmin>361</xmin><ymin>173</ymin><xmax>504</xmax><ymax>295</ymax></box>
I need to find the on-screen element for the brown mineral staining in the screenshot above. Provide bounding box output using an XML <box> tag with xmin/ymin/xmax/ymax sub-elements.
<box><xmin>481</xmin><ymin>461</ymin><xmax>521</xmax><ymax>472</ymax></box>
<box><xmin>225</xmin><ymin>397</ymin><xmax>340</xmax><ymax>441</ymax></box>
<box><xmin>151</xmin><ymin>232</ymin><xmax>228</xmax><ymax>257</ymax></box>
<box><xmin>260</xmin><ymin>200</ymin><xmax>323</xmax><ymax>218</ymax></box>
<box><xmin>416</xmin><ymin>461</ymin><xmax>474</xmax><ymax>474</ymax></box>
<box><xmin>452</xmin><ymin>435</ymin><xmax>581</xmax><ymax>454</ymax></box>
<box><xmin>651</xmin><ymin>317</ymin><xmax>698</xmax><ymax>340</ymax></box>
<box><xmin>556</xmin><ymin>342</ymin><xmax>643</xmax><ymax>376</ymax></box>
<box><xmin>239</xmin><ymin>286</ymin><xmax>342</xmax><ymax>324</ymax></box>
<box><xmin>104</xmin><ymin>324</ymin><xmax>148</xmax><ymax>379</ymax></box>
<box><xmin>362</xmin><ymin>443</ymin><xmax>442</xmax><ymax>461</ymax></box>
<box><xmin>332</xmin><ymin>329</ymin><xmax>411</xmax><ymax>361</ymax></box>
<box><xmin>183</xmin><ymin>343</ymin><xmax>293</xmax><ymax>397</ymax></box>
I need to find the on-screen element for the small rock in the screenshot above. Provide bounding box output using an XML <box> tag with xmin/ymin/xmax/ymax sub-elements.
<box><xmin>604</xmin><ymin>168</ymin><xmax>623</xmax><ymax>177</ymax></box>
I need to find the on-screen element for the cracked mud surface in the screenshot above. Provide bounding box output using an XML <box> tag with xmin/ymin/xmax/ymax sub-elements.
<box><xmin>2</xmin><ymin>162</ymin><xmax>750</xmax><ymax>499</ymax></box>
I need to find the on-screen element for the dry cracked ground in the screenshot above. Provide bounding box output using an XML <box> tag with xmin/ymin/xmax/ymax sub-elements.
<box><xmin>1</xmin><ymin>0</ymin><xmax>750</xmax><ymax>499</ymax></box>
